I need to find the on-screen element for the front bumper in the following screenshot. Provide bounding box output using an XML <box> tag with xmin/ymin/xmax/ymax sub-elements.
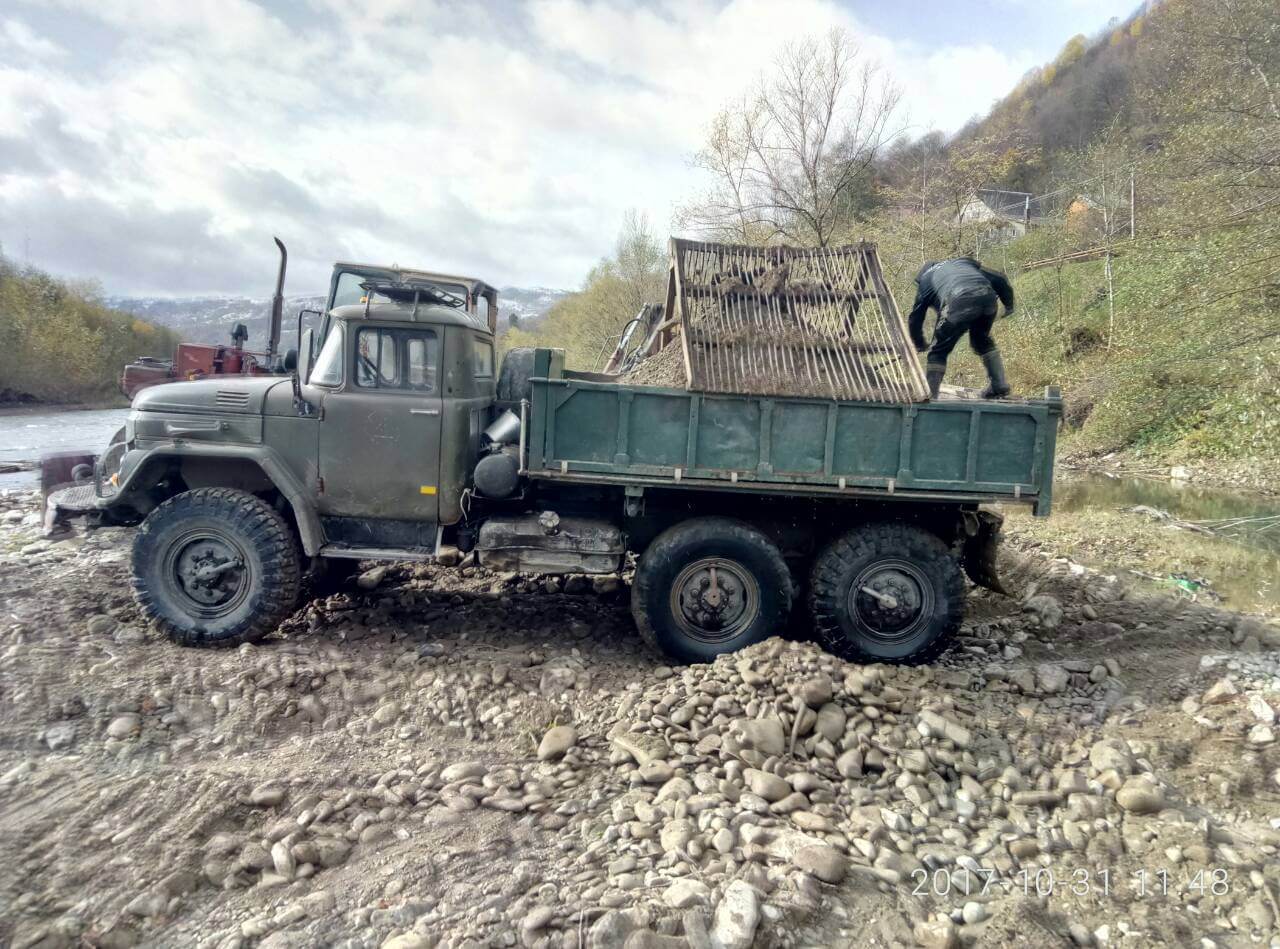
<box><xmin>43</xmin><ymin>482</ymin><xmax>115</xmax><ymax>535</ymax></box>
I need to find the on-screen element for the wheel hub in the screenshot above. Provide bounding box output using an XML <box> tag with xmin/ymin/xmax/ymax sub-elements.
<box><xmin>850</xmin><ymin>561</ymin><xmax>929</xmax><ymax>639</ymax></box>
<box><xmin>670</xmin><ymin>558</ymin><xmax>760</xmax><ymax>643</ymax></box>
<box><xmin>173</xmin><ymin>536</ymin><xmax>246</xmax><ymax>610</ymax></box>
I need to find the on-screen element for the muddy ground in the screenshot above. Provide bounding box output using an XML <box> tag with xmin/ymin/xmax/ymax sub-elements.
<box><xmin>1</xmin><ymin>488</ymin><xmax>1279</xmax><ymax>949</ymax></box>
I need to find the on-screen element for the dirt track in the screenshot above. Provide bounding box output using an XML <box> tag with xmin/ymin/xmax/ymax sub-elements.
<box><xmin>2</xmin><ymin>488</ymin><xmax>1279</xmax><ymax>949</ymax></box>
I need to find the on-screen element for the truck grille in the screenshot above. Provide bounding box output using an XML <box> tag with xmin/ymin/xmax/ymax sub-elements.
<box><xmin>215</xmin><ymin>390</ymin><xmax>251</xmax><ymax>408</ymax></box>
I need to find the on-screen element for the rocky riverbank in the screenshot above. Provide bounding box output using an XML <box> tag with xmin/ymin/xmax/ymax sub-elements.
<box><xmin>1</xmin><ymin>488</ymin><xmax>1279</xmax><ymax>949</ymax></box>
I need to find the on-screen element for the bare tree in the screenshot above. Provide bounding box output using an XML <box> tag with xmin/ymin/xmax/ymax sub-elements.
<box><xmin>678</xmin><ymin>29</ymin><xmax>904</xmax><ymax>246</ymax></box>
<box><xmin>613</xmin><ymin>209</ymin><xmax>666</xmax><ymax>316</ymax></box>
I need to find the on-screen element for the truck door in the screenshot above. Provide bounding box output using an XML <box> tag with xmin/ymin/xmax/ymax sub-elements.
<box><xmin>317</xmin><ymin>324</ymin><xmax>443</xmax><ymax>525</ymax></box>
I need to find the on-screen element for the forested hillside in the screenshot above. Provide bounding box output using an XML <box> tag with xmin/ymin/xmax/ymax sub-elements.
<box><xmin>0</xmin><ymin>252</ymin><xmax>179</xmax><ymax>405</ymax></box>
<box><xmin>511</xmin><ymin>0</ymin><xmax>1277</xmax><ymax>476</ymax></box>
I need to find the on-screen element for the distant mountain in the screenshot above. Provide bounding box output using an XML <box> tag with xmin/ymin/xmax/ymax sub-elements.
<box><xmin>499</xmin><ymin>286</ymin><xmax>571</xmax><ymax>328</ymax></box>
<box><xmin>107</xmin><ymin>285</ymin><xmax>569</xmax><ymax>347</ymax></box>
<box><xmin>104</xmin><ymin>295</ymin><xmax>324</xmax><ymax>348</ymax></box>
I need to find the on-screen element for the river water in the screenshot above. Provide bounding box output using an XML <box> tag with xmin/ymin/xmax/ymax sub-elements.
<box><xmin>0</xmin><ymin>407</ymin><xmax>130</xmax><ymax>491</ymax></box>
<box><xmin>1057</xmin><ymin>473</ymin><xmax>1280</xmax><ymax>556</ymax></box>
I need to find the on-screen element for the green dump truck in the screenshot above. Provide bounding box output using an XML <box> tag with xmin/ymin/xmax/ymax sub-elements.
<box><xmin>46</xmin><ymin>247</ymin><xmax>1061</xmax><ymax>666</ymax></box>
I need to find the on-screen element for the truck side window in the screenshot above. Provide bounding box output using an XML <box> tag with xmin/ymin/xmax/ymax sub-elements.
<box><xmin>407</xmin><ymin>334</ymin><xmax>439</xmax><ymax>391</ymax></box>
<box><xmin>472</xmin><ymin>338</ymin><xmax>494</xmax><ymax>378</ymax></box>
<box><xmin>310</xmin><ymin>324</ymin><xmax>344</xmax><ymax>387</ymax></box>
<box><xmin>355</xmin><ymin>328</ymin><xmax>400</xmax><ymax>388</ymax></box>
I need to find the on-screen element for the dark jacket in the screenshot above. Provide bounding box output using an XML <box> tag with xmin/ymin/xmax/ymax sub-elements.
<box><xmin>907</xmin><ymin>258</ymin><xmax>1014</xmax><ymax>350</ymax></box>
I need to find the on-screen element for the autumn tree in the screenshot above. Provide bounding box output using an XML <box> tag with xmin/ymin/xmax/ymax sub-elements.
<box><xmin>0</xmin><ymin>250</ymin><xmax>178</xmax><ymax>403</ymax></box>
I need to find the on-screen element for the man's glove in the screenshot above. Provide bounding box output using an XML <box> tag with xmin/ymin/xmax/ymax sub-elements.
<box><xmin>911</xmin><ymin>334</ymin><xmax>928</xmax><ymax>353</ymax></box>
<box><xmin>1003</xmin><ymin>306</ymin><xmax>1015</xmax><ymax>318</ymax></box>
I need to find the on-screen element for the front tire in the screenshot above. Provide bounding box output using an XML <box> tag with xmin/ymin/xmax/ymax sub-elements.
<box><xmin>632</xmin><ymin>517</ymin><xmax>792</xmax><ymax>663</ymax></box>
<box><xmin>808</xmin><ymin>523</ymin><xmax>964</xmax><ymax>664</ymax></box>
<box><xmin>132</xmin><ymin>488</ymin><xmax>302</xmax><ymax>647</ymax></box>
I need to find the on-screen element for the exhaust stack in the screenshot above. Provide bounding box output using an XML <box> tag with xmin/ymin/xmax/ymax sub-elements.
<box><xmin>266</xmin><ymin>237</ymin><xmax>287</xmax><ymax>364</ymax></box>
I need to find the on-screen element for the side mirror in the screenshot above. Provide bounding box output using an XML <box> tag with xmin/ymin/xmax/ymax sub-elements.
<box><xmin>283</xmin><ymin>349</ymin><xmax>298</xmax><ymax>372</ymax></box>
<box><xmin>298</xmin><ymin>329</ymin><xmax>314</xmax><ymax>384</ymax></box>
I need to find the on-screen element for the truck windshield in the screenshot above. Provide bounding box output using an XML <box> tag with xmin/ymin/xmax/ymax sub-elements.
<box><xmin>310</xmin><ymin>324</ymin><xmax>344</xmax><ymax>386</ymax></box>
<box><xmin>332</xmin><ymin>272</ymin><xmax>368</xmax><ymax>309</ymax></box>
<box><xmin>332</xmin><ymin>269</ymin><xmax>471</xmax><ymax>311</ymax></box>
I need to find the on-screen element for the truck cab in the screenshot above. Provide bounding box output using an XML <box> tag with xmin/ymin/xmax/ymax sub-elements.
<box><xmin>97</xmin><ymin>278</ymin><xmax>501</xmax><ymax>551</ymax></box>
<box><xmin>300</xmin><ymin>286</ymin><xmax>497</xmax><ymax>549</ymax></box>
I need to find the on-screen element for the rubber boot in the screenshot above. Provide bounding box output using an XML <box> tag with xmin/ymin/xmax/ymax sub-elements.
<box><xmin>926</xmin><ymin>364</ymin><xmax>946</xmax><ymax>400</ymax></box>
<box><xmin>980</xmin><ymin>348</ymin><xmax>1012</xmax><ymax>399</ymax></box>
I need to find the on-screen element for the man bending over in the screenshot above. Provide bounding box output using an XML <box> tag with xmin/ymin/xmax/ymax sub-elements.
<box><xmin>907</xmin><ymin>258</ymin><xmax>1015</xmax><ymax>399</ymax></box>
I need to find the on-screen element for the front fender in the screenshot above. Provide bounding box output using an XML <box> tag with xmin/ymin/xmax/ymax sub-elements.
<box><xmin>113</xmin><ymin>442</ymin><xmax>324</xmax><ymax>555</ymax></box>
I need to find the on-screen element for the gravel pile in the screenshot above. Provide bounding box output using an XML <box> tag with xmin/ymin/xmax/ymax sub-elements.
<box><xmin>1</xmin><ymin>487</ymin><xmax>1279</xmax><ymax>948</ymax></box>
<box><xmin>620</xmin><ymin>345</ymin><xmax>687</xmax><ymax>389</ymax></box>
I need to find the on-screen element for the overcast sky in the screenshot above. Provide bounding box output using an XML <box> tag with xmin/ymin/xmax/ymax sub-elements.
<box><xmin>0</xmin><ymin>0</ymin><xmax>1137</xmax><ymax>297</ymax></box>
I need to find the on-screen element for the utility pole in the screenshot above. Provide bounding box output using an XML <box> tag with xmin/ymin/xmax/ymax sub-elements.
<box><xmin>1129</xmin><ymin>170</ymin><xmax>1136</xmax><ymax>239</ymax></box>
<box><xmin>1101</xmin><ymin>164</ymin><xmax>1116</xmax><ymax>351</ymax></box>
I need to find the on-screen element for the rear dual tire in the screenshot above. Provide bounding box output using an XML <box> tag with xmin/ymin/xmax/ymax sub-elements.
<box><xmin>632</xmin><ymin>517</ymin><xmax>964</xmax><ymax>666</ymax></box>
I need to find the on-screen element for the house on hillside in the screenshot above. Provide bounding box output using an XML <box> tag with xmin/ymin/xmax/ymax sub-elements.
<box><xmin>957</xmin><ymin>188</ymin><xmax>1044</xmax><ymax>242</ymax></box>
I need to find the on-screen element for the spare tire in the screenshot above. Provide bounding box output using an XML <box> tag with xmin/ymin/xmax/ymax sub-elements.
<box><xmin>496</xmin><ymin>347</ymin><xmax>538</xmax><ymax>405</ymax></box>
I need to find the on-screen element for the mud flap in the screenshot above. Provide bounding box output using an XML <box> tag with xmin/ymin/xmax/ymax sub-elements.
<box><xmin>961</xmin><ymin>510</ymin><xmax>1009</xmax><ymax>595</ymax></box>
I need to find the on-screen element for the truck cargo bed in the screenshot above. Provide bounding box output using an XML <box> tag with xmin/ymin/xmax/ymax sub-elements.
<box><xmin>524</xmin><ymin>353</ymin><xmax>1062</xmax><ymax>515</ymax></box>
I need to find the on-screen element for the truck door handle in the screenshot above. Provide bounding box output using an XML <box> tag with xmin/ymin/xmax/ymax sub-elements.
<box><xmin>410</xmin><ymin>408</ymin><xmax>440</xmax><ymax>416</ymax></box>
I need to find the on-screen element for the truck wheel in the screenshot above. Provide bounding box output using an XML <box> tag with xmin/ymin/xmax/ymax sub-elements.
<box><xmin>132</xmin><ymin>488</ymin><xmax>302</xmax><ymax>647</ymax></box>
<box><xmin>632</xmin><ymin>518</ymin><xmax>792</xmax><ymax>663</ymax></box>
<box><xmin>808</xmin><ymin>523</ymin><xmax>964</xmax><ymax>664</ymax></box>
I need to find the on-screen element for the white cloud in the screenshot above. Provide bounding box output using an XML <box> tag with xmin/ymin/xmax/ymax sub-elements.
<box><xmin>0</xmin><ymin>1</ymin><xmax>1040</xmax><ymax>295</ymax></box>
<box><xmin>0</xmin><ymin>17</ymin><xmax>66</xmax><ymax>59</ymax></box>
